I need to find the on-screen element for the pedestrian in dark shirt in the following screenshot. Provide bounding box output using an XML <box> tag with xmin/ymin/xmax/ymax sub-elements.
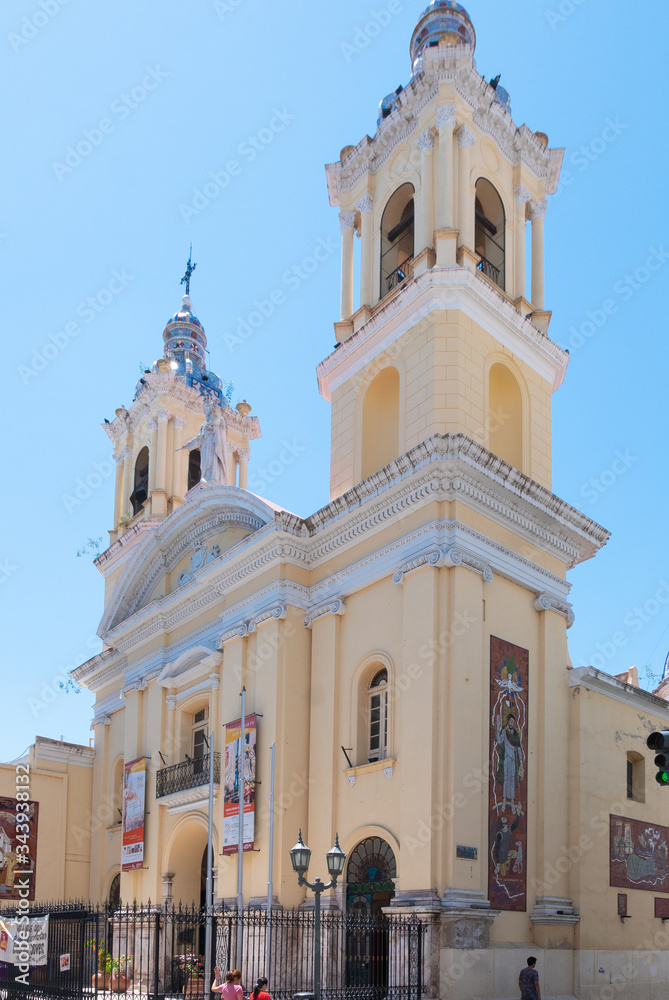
<box><xmin>519</xmin><ymin>957</ymin><xmax>541</xmax><ymax>1000</ymax></box>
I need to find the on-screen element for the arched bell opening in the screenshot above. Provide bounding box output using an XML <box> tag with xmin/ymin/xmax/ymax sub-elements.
<box><xmin>380</xmin><ymin>184</ymin><xmax>415</xmax><ymax>298</ymax></box>
<box><xmin>475</xmin><ymin>178</ymin><xmax>505</xmax><ymax>291</ymax></box>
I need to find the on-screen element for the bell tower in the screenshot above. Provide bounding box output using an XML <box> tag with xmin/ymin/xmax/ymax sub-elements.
<box><xmin>321</xmin><ymin>0</ymin><xmax>565</xmax><ymax>500</ymax></box>
<box><xmin>102</xmin><ymin>271</ymin><xmax>261</xmax><ymax>558</ymax></box>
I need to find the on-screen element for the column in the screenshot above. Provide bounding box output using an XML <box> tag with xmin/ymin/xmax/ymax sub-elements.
<box><xmin>357</xmin><ymin>194</ymin><xmax>374</xmax><ymax>308</ymax></box>
<box><xmin>171</xmin><ymin>417</ymin><xmax>187</xmax><ymax>499</ymax></box>
<box><xmin>436</xmin><ymin>106</ymin><xmax>456</xmax><ymax>230</ymax></box>
<box><xmin>237</xmin><ymin>448</ymin><xmax>250</xmax><ymax>490</ymax></box>
<box><xmin>123</xmin><ymin>443</ymin><xmax>133</xmax><ymax>520</ymax></box>
<box><xmin>155</xmin><ymin>408</ymin><xmax>170</xmax><ymax>491</ymax></box>
<box><xmin>113</xmin><ymin>448</ymin><xmax>130</xmax><ymax>528</ymax></box>
<box><xmin>456</xmin><ymin>124</ymin><xmax>476</xmax><ymax>254</ymax></box>
<box><xmin>529</xmin><ymin>199</ymin><xmax>547</xmax><ymax>310</ymax></box>
<box><xmin>415</xmin><ymin>128</ymin><xmax>435</xmax><ymax>257</ymax></box>
<box><xmin>161</xmin><ymin>872</ymin><xmax>175</xmax><ymax>905</ymax></box>
<box><xmin>148</xmin><ymin>417</ymin><xmax>158</xmax><ymax>493</ymax></box>
<box><xmin>339</xmin><ymin>212</ymin><xmax>356</xmax><ymax>320</ymax></box>
<box><xmin>514</xmin><ymin>185</ymin><xmax>531</xmax><ymax>302</ymax></box>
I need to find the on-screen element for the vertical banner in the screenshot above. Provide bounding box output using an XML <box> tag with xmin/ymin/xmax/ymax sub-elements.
<box><xmin>122</xmin><ymin>758</ymin><xmax>147</xmax><ymax>871</ymax></box>
<box><xmin>0</xmin><ymin>798</ymin><xmax>38</xmax><ymax>901</ymax></box>
<box><xmin>489</xmin><ymin>637</ymin><xmax>528</xmax><ymax>911</ymax></box>
<box><xmin>223</xmin><ymin>715</ymin><xmax>257</xmax><ymax>854</ymax></box>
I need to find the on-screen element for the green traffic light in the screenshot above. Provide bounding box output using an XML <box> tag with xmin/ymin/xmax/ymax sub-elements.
<box><xmin>656</xmin><ymin>771</ymin><xmax>669</xmax><ymax>785</ymax></box>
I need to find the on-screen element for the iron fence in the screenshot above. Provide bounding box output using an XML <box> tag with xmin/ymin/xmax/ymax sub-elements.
<box><xmin>155</xmin><ymin>753</ymin><xmax>221</xmax><ymax>799</ymax></box>
<box><xmin>0</xmin><ymin>902</ymin><xmax>426</xmax><ymax>1000</ymax></box>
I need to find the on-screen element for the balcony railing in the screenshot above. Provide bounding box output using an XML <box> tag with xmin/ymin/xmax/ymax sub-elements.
<box><xmin>384</xmin><ymin>258</ymin><xmax>414</xmax><ymax>295</ymax></box>
<box><xmin>476</xmin><ymin>254</ymin><xmax>502</xmax><ymax>288</ymax></box>
<box><xmin>156</xmin><ymin>752</ymin><xmax>221</xmax><ymax>799</ymax></box>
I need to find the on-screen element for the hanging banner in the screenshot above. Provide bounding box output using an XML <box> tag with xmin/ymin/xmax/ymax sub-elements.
<box><xmin>122</xmin><ymin>758</ymin><xmax>147</xmax><ymax>871</ymax></box>
<box><xmin>0</xmin><ymin>798</ymin><xmax>38</xmax><ymax>901</ymax></box>
<box><xmin>223</xmin><ymin>715</ymin><xmax>257</xmax><ymax>854</ymax></box>
<box><xmin>0</xmin><ymin>915</ymin><xmax>49</xmax><ymax>966</ymax></box>
<box><xmin>488</xmin><ymin>637</ymin><xmax>529</xmax><ymax>911</ymax></box>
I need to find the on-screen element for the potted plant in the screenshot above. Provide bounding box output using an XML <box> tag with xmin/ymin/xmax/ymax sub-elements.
<box><xmin>182</xmin><ymin>954</ymin><xmax>205</xmax><ymax>995</ymax></box>
<box><xmin>111</xmin><ymin>954</ymin><xmax>133</xmax><ymax>993</ymax></box>
<box><xmin>85</xmin><ymin>938</ymin><xmax>113</xmax><ymax>990</ymax></box>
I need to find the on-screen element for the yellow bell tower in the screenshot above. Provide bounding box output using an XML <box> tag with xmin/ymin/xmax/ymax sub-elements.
<box><xmin>322</xmin><ymin>0</ymin><xmax>564</xmax><ymax>500</ymax></box>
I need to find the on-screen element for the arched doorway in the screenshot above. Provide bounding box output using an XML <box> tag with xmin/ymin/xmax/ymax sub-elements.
<box><xmin>345</xmin><ymin>837</ymin><xmax>397</xmax><ymax>990</ymax></box>
<box><xmin>167</xmin><ymin>822</ymin><xmax>209</xmax><ymax>908</ymax></box>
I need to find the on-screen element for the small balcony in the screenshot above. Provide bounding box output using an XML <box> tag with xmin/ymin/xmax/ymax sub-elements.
<box><xmin>385</xmin><ymin>258</ymin><xmax>414</xmax><ymax>295</ymax></box>
<box><xmin>156</xmin><ymin>753</ymin><xmax>221</xmax><ymax>810</ymax></box>
<box><xmin>476</xmin><ymin>254</ymin><xmax>501</xmax><ymax>288</ymax></box>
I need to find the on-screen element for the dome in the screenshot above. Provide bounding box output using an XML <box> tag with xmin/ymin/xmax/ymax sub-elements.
<box><xmin>167</xmin><ymin>294</ymin><xmax>204</xmax><ymax>332</ymax></box>
<box><xmin>410</xmin><ymin>1</ymin><xmax>475</xmax><ymax>66</ymax></box>
<box><xmin>162</xmin><ymin>293</ymin><xmax>208</xmax><ymax>371</ymax></box>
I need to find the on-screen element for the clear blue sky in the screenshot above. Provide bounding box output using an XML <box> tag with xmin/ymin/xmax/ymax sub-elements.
<box><xmin>1</xmin><ymin>0</ymin><xmax>668</xmax><ymax>761</ymax></box>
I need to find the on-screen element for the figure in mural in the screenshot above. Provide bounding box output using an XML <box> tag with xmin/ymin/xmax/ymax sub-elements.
<box><xmin>495</xmin><ymin>710</ymin><xmax>524</xmax><ymax>814</ymax></box>
<box><xmin>611</xmin><ymin>814</ymin><xmax>669</xmax><ymax>890</ymax></box>
<box><xmin>180</xmin><ymin>396</ymin><xmax>229</xmax><ymax>487</ymax></box>
<box><xmin>492</xmin><ymin>814</ymin><xmax>520</xmax><ymax>877</ymax></box>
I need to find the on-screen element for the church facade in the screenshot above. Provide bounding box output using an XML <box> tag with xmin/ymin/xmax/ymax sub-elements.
<box><xmin>66</xmin><ymin>4</ymin><xmax>669</xmax><ymax>998</ymax></box>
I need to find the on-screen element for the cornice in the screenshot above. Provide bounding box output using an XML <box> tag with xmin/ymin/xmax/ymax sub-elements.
<box><xmin>317</xmin><ymin>265</ymin><xmax>569</xmax><ymax>396</ymax></box>
<box><xmin>570</xmin><ymin>668</ymin><xmax>669</xmax><ymax>720</ymax></box>
<box><xmin>336</xmin><ymin>46</ymin><xmax>562</xmax><ymax>199</ymax></box>
<box><xmin>304</xmin><ymin>599</ymin><xmax>347</xmax><ymax>629</ymax></box>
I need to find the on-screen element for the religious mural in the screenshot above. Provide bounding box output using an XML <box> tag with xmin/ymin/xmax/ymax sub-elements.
<box><xmin>0</xmin><ymin>798</ymin><xmax>38</xmax><ymax>901</ymax></box>
<box><xmin>488</xmin><ymin>637</ymin><xmax>528</xmax><ymax>911</ymax></box>
<box><xmin>610</xmin><ymin>815</ymin><xmax>669</xmax><ymax>891</ymax></box>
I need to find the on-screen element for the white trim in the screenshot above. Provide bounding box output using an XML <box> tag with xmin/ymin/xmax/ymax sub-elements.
<box><xmin>34</xmin><ymin>740</ymin><xmax>96</xmax><ymax>767</ymax></box>
<box><xmin>570</xmin><ymin>668</ymin><xmax>669</xmax><ymax>719</ymax></box>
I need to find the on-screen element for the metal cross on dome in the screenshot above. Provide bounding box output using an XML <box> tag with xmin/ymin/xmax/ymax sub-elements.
<box><xmin>180</xmin><ymin>244</ymin><xmax>197</xmax><ymax>296</ymax></box>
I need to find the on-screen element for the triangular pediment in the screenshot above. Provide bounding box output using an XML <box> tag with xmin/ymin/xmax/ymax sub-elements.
<box><xmin>99</xmin><ymin>487</ymin><xmax>276</xmax><ymax>636</ymax></box>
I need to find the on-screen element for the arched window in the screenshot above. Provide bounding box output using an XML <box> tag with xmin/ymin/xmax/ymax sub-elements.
<box><xmin>361</xmin><ymin>367</ymin><xmax>400</xmax><ymax>480</ymax></box>
<box><xmin>475</xmin><ymin>179</ymin><xmax>505</xmax><ymax>291</ymax></box>
<box><xmin>130</xmin><ymin>447</ymin><xmax>149</xmax><ymax>515</ymax></box>
<box><xmin>109</xmin><ymin>872</ymin><xmax>121</xmax><ymax>911</ymax></box>
<box><xmin>488</xmin><ymin>363</ymin><xmax>523</xmax><ymax>470</ymax></box>
<box><xmin>380</xmin><ymin>184</ymin><xmax>415</xmax><ymax>298</ymax></box>
<box><xmin>346</xmin><ymin>837</ymin><xmax>396</xmax><ymax>915</ymax></box>
<box><xmin>368</xmin><ymin>669</ymin><xmax>389</xmax><ymax>763</ymax></box>
<box><xmin>188</xmin><ymin>449</ymin><xmax>201</xmax><ymax>491</ymax></box>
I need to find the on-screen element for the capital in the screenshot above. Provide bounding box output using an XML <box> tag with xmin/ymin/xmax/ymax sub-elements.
<box><xmin>173</xmin><ymin>416</ymin><xmax>187</xmax><ymax>430</ymax></box>
<box><xmin>436</xmin><ymin>105</ymin><xmax>457</xmax><ymax>130</ymax></box>
<box><xmin>356</xmin><ymin>194</ymin><xmax>373</xmax><ymax>214</ymax></box>
<box><xmin>339</xmin><ymin>211</ymin><xmax>357</xmax><ymax>232</ymax></box>
<box><xmin>416</xmin><ymin>128</ymin><xmax>435</xmax><ymax>152</ymax></box>
<box><xmin>166</xmin><ymin>694</ymin><xmax>177</xmax><ymax>710</ymax></box>
<box><xmin>156</xmin><ymin>408</ymin><xmax>170</xmax><ymax>423</ymax></box>
<box><xmin>114</xmin><ymin>446</ymin><xmax>131</xmax><ymax>464</ymax></box>
<box><xmin>147</xmin><ymin>416</ymin><xmax>158</xmax><ymax>431</ymax></box>
<box><xmin>457</xmin><ymin>123</ymin><xmax>476</xmax><ymax>148</ymax></box>
<box><xmin>237</xmin><ymin>448</ymin><xmax>251</xmax><ymax>462</ymax></box>
<box><xmin>528</xmin><ymin>199</ymin><xmax>547</xmax><ymax>221</ymax></box>
<box><xmin>514</xmin><ymin>184</ymin><xmax>532</xmax><ymax>206</ymax></box>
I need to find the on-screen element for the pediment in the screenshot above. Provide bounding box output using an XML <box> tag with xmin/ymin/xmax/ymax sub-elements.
<box><xmin>99</xmin><ymin>487</ymin><xmax>276</xmax><ymax>636</ymax></box>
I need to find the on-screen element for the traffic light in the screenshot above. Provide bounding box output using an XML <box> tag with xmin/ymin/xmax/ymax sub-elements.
<box><xmin>647</xmin><ymin>731</ymin><xmax>669</xmax><ymax>786</ymax></box>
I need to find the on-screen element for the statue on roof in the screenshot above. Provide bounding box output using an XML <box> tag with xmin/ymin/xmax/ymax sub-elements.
<box><xmin>180</xmin><ymin>396</ymin><xmax>229</xmax><ymax>486</ymax></box>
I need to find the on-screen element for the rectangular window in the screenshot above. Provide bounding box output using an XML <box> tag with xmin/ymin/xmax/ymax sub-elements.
<box><xmin>627</xmin><ymin>759</ymin><xmax>634</xmax><ymax>800</ymax></box>
<box><xmin>369</xmin><ymin>691</ymin><xmax>388</xmax><ymax>763</ymax></box>
<box><xmin>192</xmin><ymin>708</ymin><xmax>209</xmax><ymax>775</ymax></box>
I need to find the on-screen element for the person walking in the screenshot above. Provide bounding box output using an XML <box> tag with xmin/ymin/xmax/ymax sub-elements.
<box><xmin>212</xmin><ymin>968</ymin><xmax>243</xmax><ymax>997</ymax></box>
<box><xmin>250</xmin><ymin>978</ymin><xmax>271</xmax><ymax>1000</ymax></box>
<box><xmin>519</xmin><ymin>957</ymin><xmax>541</xmax><ymax>1000</ymax></box>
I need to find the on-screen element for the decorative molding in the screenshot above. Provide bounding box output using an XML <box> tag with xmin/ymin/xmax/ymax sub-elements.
<box><xmin>173</xmin><ymin>416</ymin><xmax>187</xmax><ymax>430</ymax></box>
<box><xmin>384</xmin><ymin>765</ymin><xmax>393</xmax><ymax>780</ymax></box>
<box><xmin>304</xmin><ymin>599</ymin><xmax>347</xmax><ymax>629</ymax></box>
<box><xmin>457</xmin><ymin>123</ymin><xmax>477</xmax><ymax>148</ymax></box>
<box><xmin>356</xmin><ymin>194</ymin><xmax>373</xmax><ymax>214</ymax></box>
<box><xmin>436</xmin><ymin>104</ymin><xmax>457</xmax><ymax>130</ymax></box>
<box><xmin>533</xmin><ymin>592</ymin><xmax>575</xmax><ymax>627</ymax></box>
<box><xmin>339</xmin><ymin>211</ymin><xmax>357</xmax><ymax>232</ymax></box>
<box><xmin>220</xmin><ymin>622</ymin><xmax>249</xmax><ymax>646</ymax></box>
<box><xmin>156</xmin><ymin>408</ymin><xmax>170</xmax><ymax>423</ymax></box>
<box><xmin>528</xmin><ymin>199</ymin><xmax>548</xmax><ymax>221</ymax></box>
<box><xmin>248</xmin><ymin>604</ymin><xmax>287</xmax><ymax>632</ymax></box>
<box><xmin>166</xmin><ymin>694</ymin><xmax>177</xmax><ymax>710</ymax></box>
<box><xmin>530</xmin><ymin>896</ymin><xmax>579</xmax><ymax>926</ymax></box>
<box><xmin>209</xmin><ymin>673</ymin><xmax>220</xmax><ymax>691</ymax></box>
<box><xmin>114</xmin><ymin>447</ymin><xmax>131</xmax><ymax>465</ymax></box>
<box><xmin>236</xmin><ymin>448</ymin><xmax>251</xmax><ymax>462</ymax></box>
<box><xmin>159</xmin><ymin>784</ymin><xmax>219</xmax><ymax>815</ymax></box>
<box><xmin>443</xmin><ymin>547</ymin><xmax>494</xmax><ymax>583</ymax></box>
<box><xmin>416</xmin><ymin>128</ymin><xmax>435</xmax><ymax>152</ymax></box>
<box><xmin>147</xmin><ymin>416</ymin><xmax>158</xmax><ymax>431</ymax></box>
<box><xmin>393</xmin><ymin>547</ymin><xmax>442</xmax><ymax>584</ymax></box>
<box><xmin>514</xmin><ymin>184</ymin><xmax>532</xmax><ymax>205</ymax></box>
<box><xmin>570</xmin><ymin>668</ymin><xmax>669</xmax><ymax>720</ymax></box>
<box><xmin>92</xmin><ymin>714</ymin><xmax>112</xmax><ymax>728</ymax></box>
<box><xmin>347</xmin><ymin>774</ymin><xmax>356</xmax><ymax>788</ymax></box>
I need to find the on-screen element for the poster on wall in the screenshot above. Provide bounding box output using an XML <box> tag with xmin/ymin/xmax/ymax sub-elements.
<box><xmin>488</xmin><ymin>636</ymin><xmax>529</xmax><ymax>911</ymax></box>
<box><xmin>0</xmin><ymin>797</ymin><xmax>38</xmax><ymax>901</ymax></box>
<box><xmin>223</xmin><ymin>715</ymin><xmax>257</xmax><ymax>855</ymax></box>
<box><xmin>122</xmin><ymin>758</ymin><xmax>147</xmax><ymax>871</ymax></box>
<box><xmin>0</xmin><ymin>915</ymin><xmax>48</xmax><ymax>965</ymax></box>
<box><xmin>610</xmin><ymin>815</ymin><xmax>669</xmax><ymax>891</ymax></box>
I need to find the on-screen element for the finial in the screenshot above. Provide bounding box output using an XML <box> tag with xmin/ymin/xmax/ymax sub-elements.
<box><xmin>180</xmin><ymin>244</ymin><xmax>197</xmax><ymax>296</ymax></box>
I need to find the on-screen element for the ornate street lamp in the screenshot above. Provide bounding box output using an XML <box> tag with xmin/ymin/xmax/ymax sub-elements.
<box><xmin>290</xmin><ymin>831</ymin><xmax>345</xmax><ymax>1000</ymax></box>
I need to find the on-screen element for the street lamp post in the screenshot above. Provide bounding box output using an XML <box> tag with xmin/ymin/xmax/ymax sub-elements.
<box><xmin>290</xmin><ymin>831</ymin><xmax>345</xmax><ymax>1000</ymax></box>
